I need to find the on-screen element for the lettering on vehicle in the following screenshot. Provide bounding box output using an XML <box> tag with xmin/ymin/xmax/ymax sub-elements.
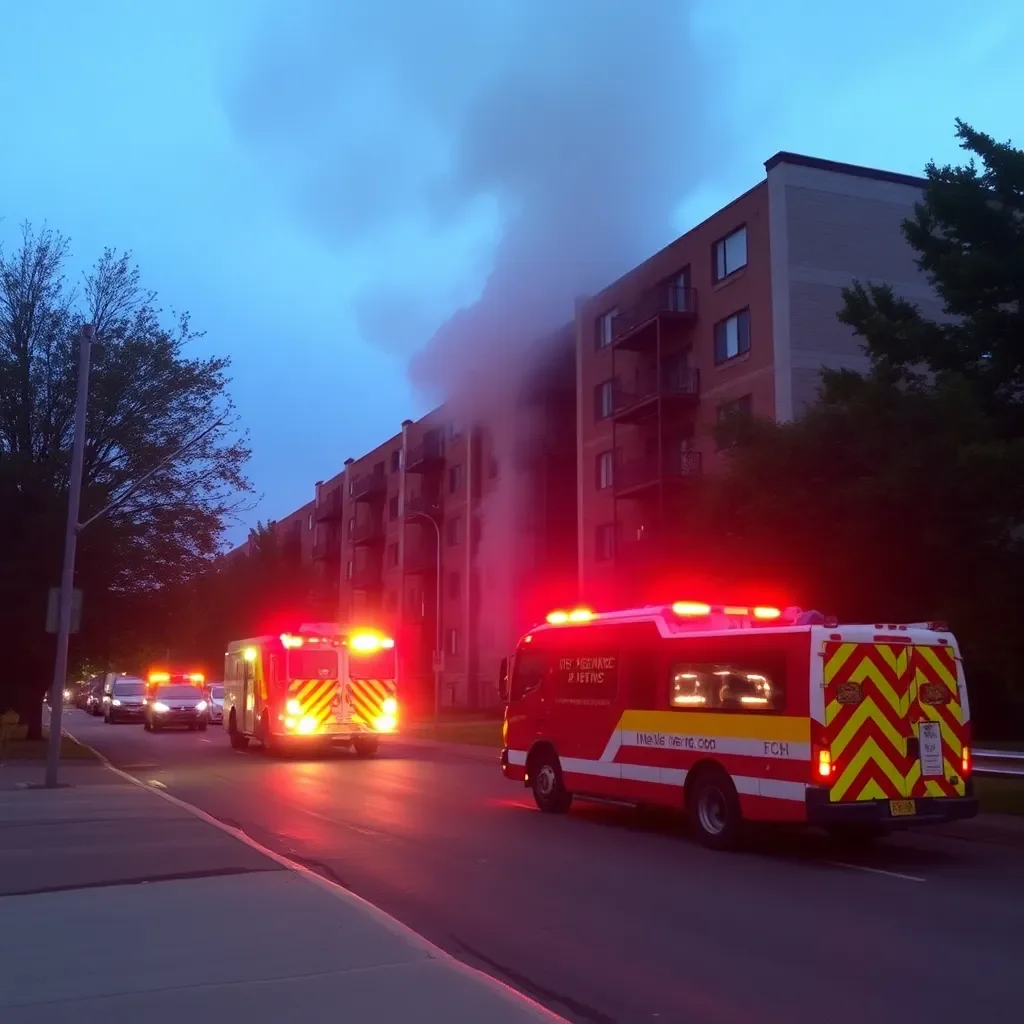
<box><xmin>555</xmin><ymin>654</ymin><xmax>618</xmax><ymax>704</ymax></box>
<box><xmin>764</xmin><ymin>741</ymin><xmax>790</xmax><ymax>757</ymax></box>
<box><xmin>632</xmin><ymin>731</ymin><xmax>717</xmax><ymax>751</ymax></box>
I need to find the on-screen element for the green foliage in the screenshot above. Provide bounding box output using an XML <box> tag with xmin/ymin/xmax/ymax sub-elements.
<box><xmin>0</xmin><ymin>224</ymin><xmax>251</xmax><ymax>732</ymax></box>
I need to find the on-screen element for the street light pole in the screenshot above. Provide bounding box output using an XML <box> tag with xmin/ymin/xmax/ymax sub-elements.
<box><xmin>46</xmin><ymin>324</ymin><xmax>94</xmax><ymax>788</ymax></box>
<box><xmin>406</xmin><ymin>508</ymin><xmax>442</xmax><ymax>731</ymax></box>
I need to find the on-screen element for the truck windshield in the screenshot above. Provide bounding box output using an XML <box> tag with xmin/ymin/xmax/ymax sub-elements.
<box><xmin>113</xmin><ymin>680</ymin><xmax>146</xmax><ymax>697</ymax></box>
<box><xmin>348</xmin><ymin>649</ymin><xmax>396</xmax><ymax>680</ymax></box>
<box><xmin>288</xmin><ymin>649</ymin><xmax>339</xmax><ymax>680</ymax></box>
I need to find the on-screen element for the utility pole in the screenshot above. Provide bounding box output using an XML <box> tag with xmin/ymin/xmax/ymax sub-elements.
<box><xmin>46</xmin><ymin>324</ymin><xmax>94</xmax><ymax>788</ymax></box>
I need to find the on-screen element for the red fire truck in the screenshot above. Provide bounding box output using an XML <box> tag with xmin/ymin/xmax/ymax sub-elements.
<box><xmin>499</xmin><ymin>601</ymin><xmax>978</xmax><ymax>848</ymax></box>
<box><xmin>223</xmin><ymin>623</ymin><xmax>398</xmax><ymax>756</ymax></box>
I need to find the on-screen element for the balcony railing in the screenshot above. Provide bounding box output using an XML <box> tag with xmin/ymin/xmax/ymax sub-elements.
<box><xmin>406</xmin><ymin>434</ymin><xmax>445</xmax><ymax>473</ymax></box>
<box><xmin>351</xmin><ymin>518</ymin><xmax>385</xmax><ymax>546</ymax></box>
<box><xmin>312</xmin><ymin>534</ymin><xmax>341</xmax><ymax>561</ymax></box>
<box><xmin>614</xmin><ymin>450</ymin><xmax>703</xmax><ymax>497</ymax></box>
<box><xmin>349</xmin><ymin>471</ymin><xmax>386</xmax><ymax>502</ymax></box>
<box><xmin>350</xmin><ymin>561</ymin><xmax>383</xmax><ymax>588</ymax></box>
<box><xmin>611</xmin><ymin>284</ymin><xmax>697</xmax><ymax>349</ymax></box>
<box><xmin>314</xmin><ymin>487</ymin><xmax>343</xmax><ymax>521</ymax></box>
<box><xmin>612</xmin><ymin>367</ymin><xmax>700</xmax><ymax>423</ymax></box>
<box><xmin>404</xmin><ymin>496</ymin><xmax>442</xmax><ymax>520</ymax></box>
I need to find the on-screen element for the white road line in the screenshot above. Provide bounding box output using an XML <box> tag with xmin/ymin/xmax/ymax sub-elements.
<box><xmin>828</xmin><ymin>861</ymin><xmax>926</xmax><ymax>883</ymax></box>
<box><xmin>200</xmin><ymin>738</ymin><xmax>212</xmax><ymax>744</ymax></box>
<box><xmin>148</xmin><ymin>779</ymin><xmax>167</xmax><ymax>789</ymax></box>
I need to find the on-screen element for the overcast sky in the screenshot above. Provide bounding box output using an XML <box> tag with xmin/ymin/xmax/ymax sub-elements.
<box><xmin>2</xmin><ymin>0</ymin><xmax>1020</xmax><ymax>544</ymax></box>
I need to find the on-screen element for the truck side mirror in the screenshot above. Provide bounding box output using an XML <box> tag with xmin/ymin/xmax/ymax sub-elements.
<box><xmin>498</xmin><ymin>657</ymin><xmax>509</xmax><ymax>703</ymax></box>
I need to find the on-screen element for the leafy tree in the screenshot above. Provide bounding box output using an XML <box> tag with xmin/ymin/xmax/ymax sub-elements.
<box><xmin>0</xmin><ymin>224</ymin><xmax>251</xmax><ymax>736</ymax></box>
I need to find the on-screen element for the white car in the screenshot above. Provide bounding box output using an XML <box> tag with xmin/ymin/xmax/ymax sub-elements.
<box><xmin>207</xmin><ymin>683</ymin><xmax>225</xmax><ymax>725</ymax></box>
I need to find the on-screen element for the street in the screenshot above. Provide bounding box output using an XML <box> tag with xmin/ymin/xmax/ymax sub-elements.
<box><xmin>65</xmin><ymin>710</ymin><xmax>1022</xmax><ymax>1024</ymax></box>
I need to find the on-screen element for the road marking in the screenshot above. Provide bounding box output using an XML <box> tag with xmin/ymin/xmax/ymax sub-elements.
<box><xmin>148</xmin><ymin>779</ymin><xmax>167</xmax><ymax>789</ymax></box>
<box><xmin>828</xmin><ymin>860</ymin><xmax>926</xmax><ymax>883</ymax></box>
<box><xmin>200</xmin><ymin>738</ymin><xmax>212</xmax><ymax>744</ymax></box>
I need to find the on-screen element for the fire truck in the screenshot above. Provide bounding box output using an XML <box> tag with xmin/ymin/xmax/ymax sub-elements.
<box><xmin>222</xmin><ymin>623</ymin><xmax>398</xmax><ymax>756</ymax></box>
<box><xmin>498</xmin><ymin>601</ymin><xmax>978</xmax><ymax>848</ymax></box>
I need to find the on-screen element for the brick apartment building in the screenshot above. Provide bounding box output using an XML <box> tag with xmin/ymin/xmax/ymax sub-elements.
<box><xmin>576</xmin><ymin>151</ymin><xmax>938</xmax><ymax>605</ymax></box>
<box><xmin>228</xmin><ymin>149</ymin><xmax>938</xmax><ymax>709</ymax></box>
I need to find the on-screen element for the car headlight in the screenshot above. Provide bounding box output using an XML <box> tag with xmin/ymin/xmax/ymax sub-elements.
<box><xmin>195</xmin><ymin>700</ymin><xmax>208</xmax><ymax>712</ymax></box>
<box><xmin>63</xmin><ymin>689</ymin><xmax>71</xmax><ymax>700</ymax></box>
<box><xmin>111</xmin><ymin>698</ymin><xmax>122</xmax><ymax>707</ymax></box>
<box><xmin>382</xmin><ymin>696</ymin><xmax>398</xmax><ymax>716</ymax></box>
<box><xmin>286</xmin><ymin>698</ymin><xmax>301</xmax><ymax>716</ymax></box>
<box><xmin>152</xmin><ymin>701</ymin><xmax>170</xmax><ymax>713</ymax></box>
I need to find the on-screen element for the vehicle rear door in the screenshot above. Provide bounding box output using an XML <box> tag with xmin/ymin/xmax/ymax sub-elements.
<box><xmin>907</xmin><ymin>640</ymin><xmax>968</xmax><ymax>798</ymax></box>
<box><xmin>822</xmin><ymin>638</ymin><xmax>914</xmax><ymax>803</ymax></box>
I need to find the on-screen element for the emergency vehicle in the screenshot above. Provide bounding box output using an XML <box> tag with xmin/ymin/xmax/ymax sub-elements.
<box><xmin>222</xmin><ymin>623</ymin><xmax>398</xmax><ymax>756</ymax></box>
<box><xmin>146</xmin><ymin>670</ymin><xmax>207</xmax><ymax>692</ymax></box>
<box><xmin>498</xmin><ymin>601</ymin><xmax>979</xmax><ymax>848</ymax></box>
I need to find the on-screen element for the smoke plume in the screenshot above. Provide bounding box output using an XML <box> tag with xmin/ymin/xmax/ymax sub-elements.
<box><xmin>229</xmin><ymin>0</ymin><xmax>728</xmax><ymax>684</ymax></box>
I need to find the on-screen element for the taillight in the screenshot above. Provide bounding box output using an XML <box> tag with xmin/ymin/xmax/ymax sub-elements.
<box><xmin>816</xmin><ymin>748</ymin><xmax>834</xmax><ymax>781</ymax></box>
<box><xmin>961</xmin><ymin>746</ymin><xmax>971</xmax><ymax>775</ymax></box>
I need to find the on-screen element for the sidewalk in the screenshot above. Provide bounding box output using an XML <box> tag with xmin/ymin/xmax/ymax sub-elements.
<box><xmin>0</xmin><ymin>763</ymin><xmax>564</xmax><ymax>1023</ymax></box>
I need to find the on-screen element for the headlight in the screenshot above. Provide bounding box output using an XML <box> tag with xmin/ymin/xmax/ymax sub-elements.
<box><xmin>297</xmin><ymin>716</ymin><xmax>317</xmax><ymax>734</ymax></box>
<box><xmin>111</xmin><ymin>698</ymin><xmax>122</xmax><ymax>707</ymax></box>
<box><xmin>382</xmin><ymin>696</ymin><xmax>398</xmax><ymax>716</ymax></box>
<box><xmin>63</xmin><ymin>689</ymin><xmax>71</xmax><ymax>700</ymax></box>
<box><xmin>286</xmin><ymin>698</ymin><xmax>301</xmax><ymax>716</ymax></box>
<box><xmin>373</xmin><ymin>714</ymin><xmax>397</xmax><ymax>733</ymax></box>
<box><xmin>195</xmin><ymin>700</ymin><xmax>208</xmax><ymax>712</ymax></box>
<box><xmin>152</xmin><ymin>701</ymin><xmax>170</xmax><ymax>713</ymax></box>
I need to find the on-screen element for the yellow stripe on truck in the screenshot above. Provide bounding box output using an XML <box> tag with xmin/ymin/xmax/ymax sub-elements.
<box><xmin>617</xmin><ymin>710</ymin><xmax>810</xmax><ymax>743</ymax></box>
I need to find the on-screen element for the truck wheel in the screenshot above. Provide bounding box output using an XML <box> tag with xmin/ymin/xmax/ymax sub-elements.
<box><xmin>228</xmin><ymin>712</ymin><xmax>249</xmax><ymax>750</ymax></box>
<box><xmin>259</xmin><ymin>713</ymin><xmax>277</xmax><ymax>755</ymax></box>
<box><xmin>530</xmin><ymin>750</ymin><xmax>572</xmax><ymax>814</ymax></box>
<box><xmin>687</xmin><ymin>767</ymin><xmax>742</xmax><ymax>850</ymax></box>
<box><xmin>353</xmin><ymin>737</ymin><xmax>379</xmax><ymax>758</ymax></box>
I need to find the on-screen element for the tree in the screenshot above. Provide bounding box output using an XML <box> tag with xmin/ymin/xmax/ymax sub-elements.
<box><xmin>0</xmin><ymin>224</ymin><xmax>251</xmax><ymax>736</ymax></box>
<box><xmin>681</xmin><ymin>121</ymin><xmax>1024</xmax><ymax>737</ymax></box>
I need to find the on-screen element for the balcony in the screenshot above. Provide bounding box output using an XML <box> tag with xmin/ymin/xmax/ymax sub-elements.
<box><xmin>406</xmin><ymin>434</ymin><xmax>445</xmax><ymax>473</ymax></box>
<box><xmin>312</xmin><ymin>534</ymin><xmax>341</xmax><ymax>561</ymax></box>
<box><xmin>351</xmin><ymin>518</ymin><xmax>385</xmax><ymax>547</ymax></box>
<box><xmin>351</xmin><ymin>561</ymin><xmax>383</xmax><ymax>589</ymax></box>
<box><xmin>404</xmin><ymin>496</ymin><xmax>442</xmax><ymax>521</ymax></box>
<box><xmin>611</xmin><ymin>284</ymin><xmax>697</xmax><ymax>351</ymax></box>
<box><xmin>314</xmin><ymin>487</ymin><xmax>343</xmax><ymax>521</ymax></box>
<box><xmin>614</xmin><ymin>450</ymin><xmax>702</xmax><ymax>498</ymax></box>
<box><xmin>612</xmin><ymin>367</ymin><xmax>700</xmax><ymax>425</ymax></box>
<box><xmin>350</xmin><ymin>471</ymin><xmax>386</xmax><ymax>503</ymax></box>
<box><xmin>404</xmin><ymin>541</ymin><xmax>438</xmax><ymax>575</ymax></box>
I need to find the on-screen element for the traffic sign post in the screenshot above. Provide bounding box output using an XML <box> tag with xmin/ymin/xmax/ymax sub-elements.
<box><xmin>46</xmin><ymin>588</ymin><xmax>82</xmax><ymax>634</ymax></box>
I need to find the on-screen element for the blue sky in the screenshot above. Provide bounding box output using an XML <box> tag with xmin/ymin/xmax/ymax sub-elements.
<box><xmin>2</xmin><ymin>0</ymin><xmax>1021</xmax><ymax>545</ymax></box>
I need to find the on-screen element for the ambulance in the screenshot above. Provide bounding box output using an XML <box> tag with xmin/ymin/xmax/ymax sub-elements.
<box><xmin>498</xmin><ymin>601</ymin><xmax>979</xmax><ymax>848</ymax></box>
<box><xmin>223</xmin><ymin>623</ymin><xmax>398</xmax><ymax>756</ymax></box>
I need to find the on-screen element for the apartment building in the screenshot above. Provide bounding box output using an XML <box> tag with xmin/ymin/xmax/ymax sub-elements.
<box><xmin>222</xmin><ymin>499</ymin><xmax>317</xmax><ymax>569</ymax></box>
<box><xmin>576</xmin><ymin>151</ymin><xmax>940</xmax><ymax>605</ymax></box>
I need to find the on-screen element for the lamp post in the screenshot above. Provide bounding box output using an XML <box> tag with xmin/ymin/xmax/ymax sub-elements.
<box><xmin>405</xmin><ymin>507</ymin><xmax>442</xmax><ymax>731</ymax></box>
<box><xmin>46</xmin><ymin>324</ymin><xmax>94</xmax><ymax>788</ymax></box>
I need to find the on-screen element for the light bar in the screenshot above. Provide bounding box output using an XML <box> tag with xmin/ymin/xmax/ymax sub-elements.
<box><xmin>672</xmin><ymin>601</ymin><xmax>712</xmax><ymax>617</ymax></box>
<box><xmin>546</xmin><ymin>608</ymin><xmax>595</xmax><ymax>626</ymax></box>
<box><xmin>148</xmin><ymin>671</ymin><xmax>170</xmax><ymax>684</ymax></box>
<box><xmin>752</xmin><ymin>607</ymin><xmax>781</xmax><ymax>620</ymax></box>
<box><xmin>280</xmin><ymin>633</ymin><xmax>304</xmax><ymax>649</ymax></box>
<box><xmin>187</xmin><ymin>672</ymin><xmax>205</xmax><ymax>683</ymax></box>
<box><xmin>349</xmin><ymin>632</ymin><xmax>394</xmax><ymax>653</ymax></box>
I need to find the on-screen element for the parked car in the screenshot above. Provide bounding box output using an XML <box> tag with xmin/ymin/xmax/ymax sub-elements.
<box><xmin>85</xmin><ymin>682</ymin><xmax>105</xmax><ymax>716</ymax></box>
<box><xmin>104</xmin><ymin>677</ymin><xmax>147</xmax><ymax>724</ymax></box>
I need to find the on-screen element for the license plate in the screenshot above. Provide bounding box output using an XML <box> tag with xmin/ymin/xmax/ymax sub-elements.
<box><xmin>889</xmin><ymin>799</ymin><xmax>917</xmax><ymax>817</ymax></box>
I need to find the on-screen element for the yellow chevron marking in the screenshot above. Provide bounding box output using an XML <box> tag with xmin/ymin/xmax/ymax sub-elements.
<box><xmin>293</xmin><ymin>679</ymin><xmax>321</xmax><ymax>702</ymax></box>
<box><xmin>823</xmin><ymin>642</ymin><xmax>858</xmax><ymax>681</ymax></box>
<box><xmin>917</xmin><ymin>646</ymin><xmax>958</xmax><ymax>689</ymax></box>
<box><xmin>847</xmin><ymin>656</ymin><xmax>906</xmax><ymax>718</ymax></box>
<box><xmin>874</xmin><ymin>644</ymin><xmax>908</xmax><ymax>678</ymax></box>
<box><xmin>918</xmin><ymin>705</ymin><xmax>962</xmax><ymax>752</ymax></box>
<box><xmin>306</xmin><ymin>686</ymin><xmax>336</xmax><ymax>722</ymax></box>
<box><xmin>832</xmin><ymin>735</ymin><xmax>906</xmax><ymax>801</ymax></box>
<box><xmin>831</xmin><ymin>699</ymin><xmax>906</xmax><ymax>759</ymax></box>
<box><xmin>853</xmin><ymin>777</ymin><xmax>889</xmax><ymax>801</ymax></box>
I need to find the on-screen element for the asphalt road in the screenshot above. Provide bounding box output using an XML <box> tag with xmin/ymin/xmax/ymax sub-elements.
<box><xmin>64</xmin><ymin>709</ymin><xmax>1022</xmax><ymax>1024</ymax></box>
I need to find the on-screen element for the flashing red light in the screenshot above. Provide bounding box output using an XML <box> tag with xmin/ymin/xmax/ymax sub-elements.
<box><xmin>753</xmin><ymin>606</ymin><xmax>781</xmax><ymax>620</ymax></box>
<box><xmin>546</xmin><ymin>610</ymin><xmax>569</xmax><ymax>625</ymax></box>
<box><xmin>280</xmin><ymin>633</ymin><xmax>304</xmax><ymax>649</ymax></box>
<box><xmin>961</xmin><ymin>746</ymin><xmax>971</xmax><ymax>775</ymax></box>
<box><xmin>672</xmin><ymin>601</ymin><xmax>712</xmax><ymax>617</ymax></box>
<box><xmin>817</xmin><ymin>748</ymin><xmax>834</xmax><ymax>779</ymax></box>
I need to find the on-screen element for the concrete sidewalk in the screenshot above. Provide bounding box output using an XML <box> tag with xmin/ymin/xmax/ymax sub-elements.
<box><xmin>0</xmin><ymin>763</ymin><xmax>563</xmax><ymax>1023</ymax></box>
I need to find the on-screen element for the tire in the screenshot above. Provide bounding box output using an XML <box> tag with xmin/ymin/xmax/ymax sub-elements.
<box><xmin>259</xmin><ymin>713</ymin><xmax>276</xmax><ymax>754</ymax></box>
<box><xmin>687</xmin><ymin>767</ymin><xmax>742</xmax><ymax>850</ymax></box>
<box><xmin>353</xmin><ymin>737</ymin><xmax>379</xmax><ymax>758</ymax></box>
<box><xmin>530</xmin><ymin>748</ymin><xmax>572</xmax><ymax>814</ymax></box>
<box><xmin>228</xmin><ymin>712</ymin><xmax>249</xmax><ymax>750</ymax></box>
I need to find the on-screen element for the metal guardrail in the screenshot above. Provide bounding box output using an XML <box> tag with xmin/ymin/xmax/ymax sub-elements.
<box><xmin>974</xmin><ymin>749</ymin><xmax>1024</xmax><ymax>777</ymax></box>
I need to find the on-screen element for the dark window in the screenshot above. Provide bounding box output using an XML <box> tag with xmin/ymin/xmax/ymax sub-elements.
<box><xmin>447</xmin><ymin>628</ymin><xmax>459</xmax><ymax>655</ymax></box>
<box><xmin>510</xmin><ymin>649</ymin><xmax>547</xmax><ymax>702</ymax></box>
<box><xmin>388</xmin><ymin>496</ymin><xmax>399</xmax><ymax>520</ymax></box>
<box><xmin>595</xmin><ymin>308</ymin><xmax>617</xmax><ymax>349</ymax></box>
<box><xmin>594</xmin><ymin>379</ymin><xmax>615</xmax><ymax>421</ymax></box>
<box><xmin>669</xmin><ymin>661</ymin><xmax>784</xmax><ymax>712</ymax></box>
<box><xmin>595</xmin><ymin>523</ymin><xmax>616</xmax><ymax>562</ymax></box>
<box><xmin>448</xmin><ymin>571</ymin><xmax>461</xmax><ymax>600</ymax></box>
<box><xmin>386</xmin><ymin>543</ymin><xmax>399</xmax><ymax>568</ymax></box>
<box><xmin>445</xmin><ymin>517</ymin><xmax>462</xmax><ymax>546</ymax></box>
<box><xmin>595</xmin><ymin>450</ymin><xmax>614</xmax><ymax>490</ymax></box>
<box><xmin>713</xmin><ymin>226</ymin><xmax>748</xmax><ymax>282</ymax></box>
<box><xmin>391</xmin><ymin>449</ymin><xmax>402</xmax><ymax>472</ymax></box>
<box><xmin>113</xmin><ymin>680</ymin><xmax>146</xmax><ymax>697</ymax></box>
<box><xmin>714</xmin><ymin>309</ymin><xmax>751</xmax><ymax>364</ymax></box>
<box><xmin>349</xmin><ymin>648</ymin><xmax>396</xmax><ymax>680</ymax></box>
<box><xmin>287</xmin><ymin>650</ymin><xmax>339</xmax><ymax>680</ymax></box>
<box><xmin>154</xmin><ymin>685</ymin><xmax>204</xmax><ymax>700</ymax></box>
<box><xmin>716</xmin><ymin>394</ymin><xmax>754</xmax><ymax>449</ymax></box>
<box><xmin>449</xmin><ymin>464</ymin><xmax>463</xmax><ymax>494</ymax></box>
<box><xmin>211</xmin><ymin>685</ymin><xmax>225</xmax><ymax>699</ymax></box>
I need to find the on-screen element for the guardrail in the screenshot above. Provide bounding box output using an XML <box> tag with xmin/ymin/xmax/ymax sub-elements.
<box><xmin>974</xmin><ymin>749</ymin><xmax>1024</xmax><ymax>777</ymax></box>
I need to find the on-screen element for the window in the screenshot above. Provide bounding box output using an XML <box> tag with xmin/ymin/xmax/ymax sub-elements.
<box><xmin>595</xmin><ymin>308</ymin><xmax>617</xmax><ymax>349</ymax></box>
<box><xmin>666</xmin><ymin>269</ymin><xmax>692</xmax><ymax>312</ymax></box>
<box><xmin>346</xmin><ymin>517</ymin><xmax>355</xmax><ymax>540</ymax></box>
<box><xmin>446</xmin><ymin>421</ymin><xmax>461</xmax><ymax>442</ymax></box>
<box><xmin>448</xmin><ymin>571</ymin><xmax>461</xmax><ymax>600</ymax></box>
<box><xmin>594</xmin><ymin>379</ymin><xmax>615</xmax><ymax>421</ymax></box>
<box><xmin>345</xmin><ymin>560</ymin><xmax>353</xmax><ymax>580</ymax></box>
<box><xmin>288</xmin><ymin>649</ymin><xmax>339</xmax><ymax>681</ymax></box>
<box><xmin>510</xmin><ymin>650</ymin><xmax>547</xmax><ymax>702</ymax></box>
<box><xmin>445</xmin><ymin>516</ymin><xmax>462</xmax><ymax>546</ymax></box>
<box><xmin>449</xmin><ymin>463</ymin><xmax>464</xmax><ymax>494</ymax></box>
<box><xmin>388</xmin><ymin>495</ymin><xmax>399</xmax><ymax>520</ymax></box>
<box><xmin>386</xmin><ymin>542</ymin><xmax>399</xmax><ymax>568</ymax></box>
<box><xmin>716</xmin><ymin>394</ymin><xmax>754</xmax><ymax>449</ymax></box>
<box><xmin>713</xmin><ymin>226</ymin><xmax>747</xmax><ymax>282</ymax></box>
<box><xmin>595</xmin><ymin>522</ymin><xmax>616</xmax><ymax>562</ymax></box>
<box><xmin>714</xmin><ymin>309</ymin><xmax>751</xmax><ymax>364</ymax></box>
<box><xmin>390</xmin><ymin>448</ymin><xmax>402</xmax><ymax>472</ymax></box>
<box><xmin>669</xmin><ymin>661</ymin><xmax>784</xmax><ymax>713</ymax></box>
<box><xmin>307</xmin><ymin>513</ymin><xmax>313</xmax><ymax>531</ymax></box>
<box><xmin>447</xmin><ymin>628</ymin><xmax>459</xmax><ymax>656</ymax></box>
<box><xmin>596</xmin><ymin>450</ymin><xmax>614</xmax><ymax>490</ymax></box>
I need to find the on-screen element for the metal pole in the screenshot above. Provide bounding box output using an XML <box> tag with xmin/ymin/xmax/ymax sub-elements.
<box><xmin>46</xmin><ymin>324</ymin><xmax>94</xmax><ymax>788</ymax></box>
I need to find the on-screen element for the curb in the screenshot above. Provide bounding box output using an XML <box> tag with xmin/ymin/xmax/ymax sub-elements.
<box><xmin>61</xmin><ymin>722</ymin><xmax>566</xmax><ymax>1022</ymax></box>
<box><xmin>397</xmin><ymin>736</ymin><xmax>500</xmax><ymax>761</ymax></box>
